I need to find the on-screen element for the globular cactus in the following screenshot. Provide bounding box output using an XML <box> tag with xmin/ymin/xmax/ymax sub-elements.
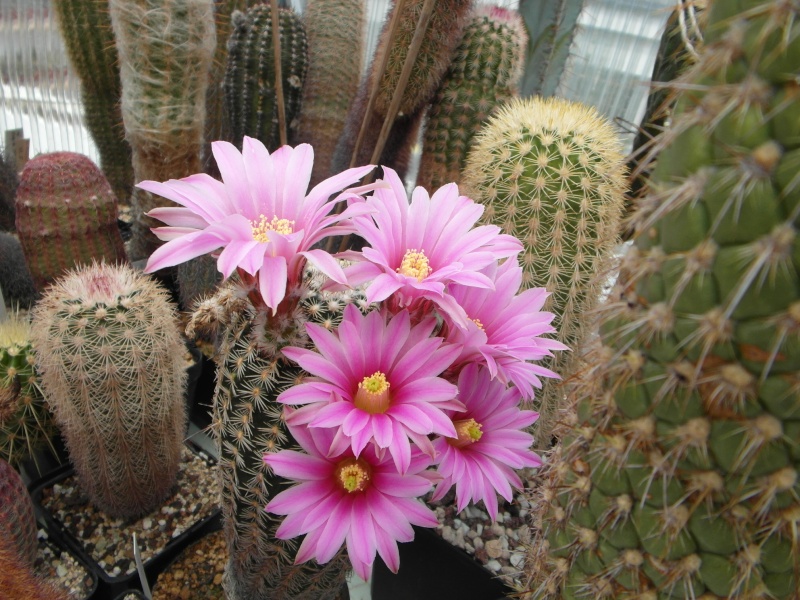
<box><xmin>0</xmin><ymin>233</ymin><xmax>37</xmax><ymax>309</ymax></box>
<box><xmin>14</xmin><ymin>152</ymin><xmax>128</xmax><ymax>293</ymax></box>
<box><xmin>224</xmin><ymin>5</ymin><xmax>308</xmax><ymax>151</ymax></box>
<box><xmin>0</xmin><ymin>313</ymin><xmax>56</xmax><ymax>468</ymax></box>
<box><xmin>0</xmin><ymin>540</ymin><xmax>67</xmax><ymax>600</ymax></box>
<box><xmin>30</xmin><ymin>262</ymin><xmax>187</xmax><ymax>518</ymax></box>
<box><xmin>52</xmin><ymin>0</ymin><xmax>134</xmax><ymax>203</ymax></box>
<box><xmin>109</xmin><ymin>0</ymin><xmax>215</xmax><ymax>260</ymax></box>
<box><xmin>296</xmin><ymin>0</ymin><xmax>364</xmax><ymax>187</ymax></box>
<box><xmin>462</xmin><ymin>96</ymin><xmax>627</xmax><ymax>443</ymax></box>
<box><xmin>525</xmin><ymin>1</ymin><xmax>800</xmax><ymax>598</ymax></box>
<box><xmin>0</xmin><ymin>457</ymin><xmax>39</xmax><ymax>568</ymax></box>
<box><xmin>0</xmin><ymin>152</ymin><xmax>19</xmax><ymax>232</ymax></box>
<box><xmin>417</xmin><ymin>5</ymin><xmax>527</xmax><ymax>190</ymax></box>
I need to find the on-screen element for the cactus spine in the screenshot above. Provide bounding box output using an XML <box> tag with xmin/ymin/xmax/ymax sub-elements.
<box><xmin>109</xmin><ymin>0</ymin><xmax>215</xmax><ymax>260</ymax></box>
<box><xmin>30</xmin><ymin>263</ymin><xmax>187</xmax><ymax>518</ymax></box>
<box><xmin>0</xmin><ymin>541</ymin><xmax>68</xmax><ymax>600</ymax></box>
<box><xmin>526</xmin><ymin>1</ymin><xmax>800</xmax><ymax>598</ymax></box>
<box><xmin>0</xmin><ymin>457</ymin><xmax>39</xmax><ymax>568</ymax></box>
<box><xmin>463</xmin><ymin>96</ymin><xmax>627</xmax><ymax>443</ymax></box>
<box><xmin>15</xmin><ymin>152</ymin><xmax>128</xmax><ymax>292</ymax></box>
<box><xmin>52</xmin><ymin>0</ymin><xmax>134</xmax><ymax>203</ymax></box>
<box><xmin>417</xmin><ymin>5</ymin><xmax>527</xmax><ymax>189</ymax></box>
<box><xmin>224</xmin><ymin>5</ymin><xmax>308</xmax><ymax>151</ymax></box>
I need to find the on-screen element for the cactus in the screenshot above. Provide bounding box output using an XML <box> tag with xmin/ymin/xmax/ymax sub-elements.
<box><xmin>0</xmin><ymin>313</ymin><xmax>56</xmax><ymax>468</ymax></box>
<box><xmin>14</xmin><ymin>152</ymin><xmax>128</xmax><ymax>293</ymax></box>
<box><xmin>462</xmin><ymin>96</ymin><xmax>627</xmax><ymax>443</ymax></box>
<box><xmin>109</xmin><ymin>0</ymin><xmax>215</xmax><ymax>260</ymax></box>
<box><xmin>224</xmin><ymin>5</ymin><xmax>308</xmax><ymax>151</ymax></box>
<box><xmin>0</xmin><ymin>152</ymin><xmax>18</xmax><ymax>232</ymax></box>
<box><xmin>0</xmin><ymin>457</ymin><xmax>39</xmax><ymax>567</ymax></box>
<box><xmin>52</xmin><ymin>0</ymin><xmax>134</xmax><ymax>203</ymax></box>
<box><xmin>417</xmin><ymin>5</ymin><xmax>527</xmax><ymax>190</ymax></box>
<box><xmin>296</xmin><ymin>0</ymin><xmax>364</xmax><ymax>187</ymax></box>
<box><xmin>0</xmin><ymin>540</ymin><xmax>67</xmax><ymax>600</ymax></box>
<box><xmin>176</xmin><ymin>253</ymin><xmax>223</xmax><ymax>311</ymax></box>
<box><xmin>525</xmin><ymin>1</ymin><xmax>800</xmax><ymax>598</ymax></box>
<box><xmin>0</xmin><ymin>233</ymin><xmax>37</xmax><ymax>309</ymax></box>
<box><xmin>30</xmin><ymin>262</ymin><xmax>187</xmax><ymax>518</ymax></box>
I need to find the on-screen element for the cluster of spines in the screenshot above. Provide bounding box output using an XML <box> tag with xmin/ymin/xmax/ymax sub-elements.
<box><xmin>0</xmin><ymin>539</ymin><xmax>67</xmax><ymax>600</ymax></box>
<box><xmin>0</xmin><ymin>457</ymin><xmax>39</xmax><ymax>568</ymax></box>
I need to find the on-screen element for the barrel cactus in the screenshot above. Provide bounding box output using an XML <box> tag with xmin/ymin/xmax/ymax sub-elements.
<box><xmin>525</xmin><ymin>1</ymin><xmax>800</xmax><ymax>598</ymax></box>
<box><xmin>0</xmin><ymin>457</ymin><xmax>39</xmax><ymax>567</ymax></box>
<box><xmin>0</xmin><ymin>539</ymin><xmax>67</xmax><ymax>600</ymax></box>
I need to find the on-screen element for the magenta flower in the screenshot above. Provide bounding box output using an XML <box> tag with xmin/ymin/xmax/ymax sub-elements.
<box><xmin>264</xmin><ymin>421</ymin><xmax>439</xmax><ymax>581</ymax></box>
<box><xmin>141</xmin><ymin>138</ymin><xmax>375</xmax><ymax>312</ymax></box>
<box><xmin>444</xmin><ymin>258</ymin><xmax>568</xmax><ymax>400</ymax></box>
<box><xmin>430</xmin><ymin>364</ymin><xmax>542</xmax><ymax>521</ymax></box>
<box><xmin>335</xmin><ymin>168</ymin><xmax>522</xmax><ymax>328</ymax></box>
<box><xmin>278</xmin><ymin>304</ymin><xmax>463</xmax><ymax>473</ymax></box>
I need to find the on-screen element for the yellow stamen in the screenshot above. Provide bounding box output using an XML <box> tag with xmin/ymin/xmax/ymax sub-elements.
<box><xmin>398</xmin><ymin>249</ymin><xmax>432</xmax><ymax>281</ymax></box>
<box><xmin>354</xmin><ymin>371</ymin><xmax>391</xmax><ymax>414</ymax></box>
<box><xmin>471</xmin><ymin>318</ymin><xmax>484</xmax><ymax>331</ymax></box>
<box><xmin>334</xmin><ymin>457</ymin><xmax>372</xmax><ymax>493</ymax></box>
<box><xmin>251</xmin><ymin>214</ymin><xmax>294</xmax><ymax>243</ymax></box>
<box><xmin>449</xmin><ymin>418</ymin><xmax>483</xmax><ymax>448</ymax></box>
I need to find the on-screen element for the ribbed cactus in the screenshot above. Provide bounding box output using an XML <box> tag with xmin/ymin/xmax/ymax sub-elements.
<box><xmin>462</xmin><ymin>96</ymin><xmax>627</xmax><ymax>443</ymax></box>
<box><xmin>52</xmin><ymin>0</ymin><xmax>134</xmax><ymax>203</ymax></box>
<box><xmin>0</xmin><ymin>233</ymin><xmax>37</xmax><ymax>309</ymax></box>
<box><xmin>296</xmin><ymin>0</ymin><xmax>364</xmax><ymax>187</ymax></box>
<box><xmin>0</xmin><ymin>152</ymin><xmax>18</xmax><ymax>232</ymax></box>
<box><xmin>0</xmin><ymin>457</ymin><xmax>39</xmax><ymax>568</ymax></box>
<box><xmin>109</xmin><ymin>0</ymin><xmax>215</xmax><ymax>260</ymax></box>
<box><xmin>30</xmin><ymin>263</ymin><xmax>187</xmax><ymax>518</ymax></box>
<box><xmin>15</xmin><ymin>152</ymin><xmax>128</xmax><ymax>292</ymax></box>
<box><xmin>0</xmin><ymin>540</ymin><xmax>67</xmax><ymax>600</ymax></box>
<box><xmin>0</xmin><ymin>313</ymin><xmax>56</xmax><ymax>468</ymax></box>
<box><xmin>176</xmin><ymin>253</ymin><xmax>223</xmax><ymax>311</ymax></box>
<box><xmin>525</xmin><ymin>1</ymin><xmax>800</xmax><ymax>598</ymax></box>
<box><xmin>224</xmin><ymin>5</ymin><xmax>308</xmax><ymax>151</ymax></box>
<box><xmin>203</xmin><ymin>273</ymin><xmax>366</xmax><ymax>600</ymax></box>
<box><xmin>417</xmin><ymin>5</ymin><xmax>527</xmax><ymax>190</ymax></box>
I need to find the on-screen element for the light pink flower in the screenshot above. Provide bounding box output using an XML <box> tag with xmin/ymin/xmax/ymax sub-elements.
<box><xmin>444</xmin><ymin>259</ymin><xmax>568</xmax><ymax>400</ymax></box>
<box><xmin>279</xmin><ymin>304</ymin><xmax>463</xmax><ymax>473</ymax></box>
<box><xmin>335</xmin><ymin>168</ymin><xmax>522</xmax><ymax>328</ymax></box>
<box><xmin>264</xmin><ymin>421</ymin><xmax>438</xmax><ymax>581</ymax></box>
<box><xmin>141</xmin><ymin>138</ymin><xmax>375</xmax><ymax>311</ymax></box>
<box><xmin>431</xmin><ymin>364</ymin><xmax>542</xmax><ymax>521</ymax></box>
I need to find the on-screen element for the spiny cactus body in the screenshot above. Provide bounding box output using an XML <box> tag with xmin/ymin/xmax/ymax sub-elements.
<box><xmin>0</xmin><ymin>152</ymin><xmax>19</xmax><ymax>232</ymax></box>
<box><xmin>224</xmin><ymin>5</ymin><xmax>308</xmax><ymax>151</ymax></box>
<box><xmin>0</xmin><ymin>457</ymin><xmax>38</xmax><ymax>567</ymax></box>
<box><xmin>0</xmin><ymin>540</ymin><xmax>67</xmax><ymax>600</ymax></box>
<box><xmin>0</xmin><ymin>232</ymin><xmax>37</xmax><ymax>309</ymax></box>
<box><xmin>526</xmin><ymin>1</ymin><xmax>800</xmax><ymax>598</ymax></box>
<box><xmin>417</xmin><ymin>5</ymin><xmax>527</xmax><ymax>189</ymax></box>
<box><xmin>463</xmin><ymin>96</ymin><xmax>627</xmax><ymax>442</ymax></box>
<box><xmin>31</xmin><ymin>263</ymin><xmax>187</xmax><ymax>518</ymax></box>
<box><xmin>14</xmin><ymin>152</ymin><xmax>127</xmax><ymax>292</ymax></box>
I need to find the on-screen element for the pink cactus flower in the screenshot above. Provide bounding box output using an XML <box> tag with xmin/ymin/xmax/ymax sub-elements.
<box><xmin>141</xmin><ymin>138</ymin><xmax>375</xmax><ymax>312</ymax></box>
<box><xmin>431</xmin><ymin>364</ymin><xmax>542</xmax><ymax>521</ymax></box>
<box><xmin>335</xmin><ymin>168</ymin><xmax>522</xmax><ymax>328</ymax></box>
<box><xmin>279</xmin><ymin>304</ymin><xmax>464</xmax><ymax>473</ymax></box>
<box><xmin>264</xmin><ymin>421</ymin><xmax>439</xmax><ymax>581</ymax></box>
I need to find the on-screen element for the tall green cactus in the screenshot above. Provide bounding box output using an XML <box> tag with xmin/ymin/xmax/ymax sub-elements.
<box><xmin>15</xmin><ymin>152</ymin><xmax>128</xmax><ymax>292</ymax></box>
<box><xmin>224</xmin><ymin>5</ymin><xmax>308</xmax><ymax>151</ymax></box>
<box><xmin>525</xmin><ymin>1</ymin><xmax>800</xmax><ymax>598</ymax></box>
<box><xmin>109</xmin><ymin>0</ymin><xmax>215</xmax><ymax>260</ymax></box>
<box><xmin>30</xmin><ymin>263</ymin><xmax>188</xmax><ymax>518</ymax></box>
<box><xmin>463</xmin><ymin>96</ymin><xmax>627</xmax><ymax>444</ymax></box>
<box><xmin>417</xmin><ymin>5</ymin><xmax>528</xmax><ymax>190</ymax></box>
<box><xmin>52</xmin><ymin>0</ymin><xmax>134</xmax><ymax>203</ymax></box>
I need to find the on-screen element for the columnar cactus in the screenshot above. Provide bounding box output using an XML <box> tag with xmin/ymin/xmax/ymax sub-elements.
<box><xmin>30</xmin><ymin>263</ymin><xmax>188</xmax><ymax>518</ymax></box>
<box><xmin>52</xmin><ymin>0</ymin><xmax>134</xmax><ymax>203</ymax></box>
<box><xmin>462</xmin><ymin>96</ymin><xmax>627</xmax><ymax>442</ymax></box>
<box><xmin>109</xmin><ymin>0</ymin><xmax>215</xmax><ymax>260</ymax></box>
<box><xmin>0</xmin><ymin>233</ymin><xmax>37</xmax><ymax>309</ymax></box>
<box><xmin>0</xmin><ymin>457</ymin><xmax>39</xmax><ymax>567</ymax></box>
<box><xmin>0</xmin><ymin>152</ymin><xmax>19</xmax><ymax>232</ymax></box>
<box><xmin>15</xmin><ymin>152</ymin><xmax>128</xmax><ymax>292</ymax></box>
<box><xmin>417</xmin><ymin>5</ymin><xmax>527</xmax><ymax>189</ymax></box>
<box><xmin>224</xmin><ymin>5</ymin><xmax>308</xmax><ymax>151</ymax></box>
<box><xmin>525</xmin><ymin>1</ymin><xmax>800</xmax><ymax>598</ymax></box>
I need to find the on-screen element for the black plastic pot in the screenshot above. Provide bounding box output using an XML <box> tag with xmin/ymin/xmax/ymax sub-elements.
<box><xmin>371</xmin><ymin>526</ymin><xmax>512</xmax><ymax>600</ymax></box>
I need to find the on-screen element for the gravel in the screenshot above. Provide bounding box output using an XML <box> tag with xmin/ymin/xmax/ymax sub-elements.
<box><xmin>35</xmin><ymin>527</ymin><xmax>95</xmax><ymax>599</ymax></box>
<box><xmin>152</xmin><ymin>527</ymin><xmax>227</xmax><ymax>600</ymax></box>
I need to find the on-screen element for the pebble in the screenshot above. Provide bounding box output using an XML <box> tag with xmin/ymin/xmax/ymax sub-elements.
<box><xmin>56</xmin><ymin>565</ymin><xmax>67</xmax><ymax>577</ymax></box>
<box><xmin>485</xmin><ymin>540</ymin><xmax>503</xmax><ymax>559</ymax></box>
<box><xmin>510</xmin><ymin>553</ymin><xmax>525</xmax><ymax>569</ymax></box>
<box><xmin>143</xmin><ymin>518</ymin><xmax>153</xmax><ymax>530</ymax></box>
<box><xmin>486</xmin><ymin>560</ymin><xmax>502</xmax><ymax>572</ymax></box>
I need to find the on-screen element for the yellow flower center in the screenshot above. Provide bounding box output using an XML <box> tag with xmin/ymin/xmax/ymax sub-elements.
<box><xmin>334</xmin><ymin>457</ymin><xmax>372</xmax><ymax>493</ymax></box>
<box><xmin>354</xmin><ymin>371</ymin><xmax>391</xmax><ymax>414</ymax></box>
<box><xmin>470</xmin><ymin>318</ymin><xmax>484</xmax><ymax>331</ymax></box>
<box><xmin>251</xmin><ymin>214</ymin><xmax>294</xmax><ymax>243</ymax></box>
<box><xmin>449</xmin><ymin>418</ymin><xmax>483</xmax><ymax>448</ymax></box>
<box><xmin>397</xmin><ymin>249</ymin><xmax>432</xmax><ymax>281</ymax></box>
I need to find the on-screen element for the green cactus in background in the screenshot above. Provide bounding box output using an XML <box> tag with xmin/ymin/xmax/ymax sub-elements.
<box><xmin>463</xmin><ymin>96</ymin><xmax>627</xmax><ymax>445</ymax></box>
<box><xmin>0</xmin><ymin>457</ymin><xmax>39</xmax><ymax>568</ymax></box>
<box><xmin>0</xmin><ymin>233</ymin><xmax>37</xmax><ymax>310</ymax></box>
<box><xmin>30</xmin><ymin>263</ymin><xmax>188</xmax><ymax>518</ymax></box>
<box><xmin>525</xmin><ymin>1</ymin><xmax>800</xmax><ymax>598</ymax></box>
<box><xmin>296</xmin><ymin>0</ymin><xmax>364</xmax><ymax>187</ymax></box>
<box><xmin>417</xmin><ymin>5</ymin><xmax>528</xmax><ymax>190</ymax></box>
<box><xmin>0</xmin><ymin>152</ymin><xmax>19</xmax><ymax>232</ymax></box>
<box><xmin>0</xmin><ymin>313</ymin><xmax>56</xmax><ymax>470</ymax></box>
<box><xmin>224</xmin><ymin>5</ymin><xmax>308</xmax><ymax>151</ymax></box>
<box><xmin>52</xmin><ymin>0</ymin><xmax>134</xmax><ymax>204</ymax></box>
<box><xmin>109</xmin><ymin>0</ymin><xmax>215</xmax><ymax>260</ymax></box>
<box><xmin>15</xmin><ymin>152</ymin><xmax>128</xmax><ymax>292</ymax></box>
